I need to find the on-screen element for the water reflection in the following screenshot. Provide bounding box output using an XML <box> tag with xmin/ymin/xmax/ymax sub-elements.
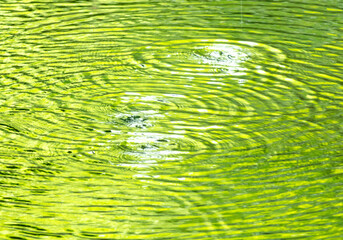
<box><xmin>0</xmin><ymin>0</ymin><xmax>342</xmax><ymax>239</ymax></box>
<box><xmin>191</xmin><ymin>43</ymin><xmax>249</xmax><ymax>76</ymax></box>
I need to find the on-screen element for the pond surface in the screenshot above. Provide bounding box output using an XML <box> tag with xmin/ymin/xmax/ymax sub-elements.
<box><xmin>1</xmin><ymin>0</ymin><xmax>343</xmax><ymax>239</ymax></box>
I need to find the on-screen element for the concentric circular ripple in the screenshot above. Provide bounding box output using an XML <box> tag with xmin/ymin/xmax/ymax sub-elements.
<box><xmin>133</xmin><ymin>39</ymin><xmax>286</xmax><ymax>77</ymax></box>
<box><xmin>1</xmin><ymin>0</ymin><xmax>343</xmax><ymax>239</ymax></box>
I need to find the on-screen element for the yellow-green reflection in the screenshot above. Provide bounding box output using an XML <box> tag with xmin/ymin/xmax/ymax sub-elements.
<box><xmin>0</xmin><ymin>0</ymin><xmax>342</xmax><ymax>239</ymax></box>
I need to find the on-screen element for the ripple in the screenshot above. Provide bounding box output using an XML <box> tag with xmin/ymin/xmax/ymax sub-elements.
<box><xmin>133</xmin><ymin>39</ymin><xmax>286</xmax><ymax>78</ymax></box>
<box><xmin>1</xmin><ymin>0</ymin><xmax>343</xmax><ymax>239</ymax></box>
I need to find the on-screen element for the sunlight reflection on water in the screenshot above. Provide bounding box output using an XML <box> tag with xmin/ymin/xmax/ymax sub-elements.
<box><xmin>192</xmin><ymin>44</ymin><xmax>249</xmax><ymax>75</ymax></box>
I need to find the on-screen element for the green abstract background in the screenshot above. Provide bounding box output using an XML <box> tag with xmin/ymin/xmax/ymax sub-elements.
<box><xmin>0</xmin><ymin>0</ymin><xmax>342</xmax><ymax>239</ymax></box>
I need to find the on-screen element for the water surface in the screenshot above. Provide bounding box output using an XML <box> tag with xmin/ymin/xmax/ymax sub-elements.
<box><xmin>0</xmin><ymin>0</ymin><xmax>342</xmax><ymax>239</ymax></box>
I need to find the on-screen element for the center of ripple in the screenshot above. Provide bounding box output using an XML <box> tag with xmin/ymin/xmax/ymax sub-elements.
<box><xmin>190</xmin><ymin>44</ymin><xmax>249</xmax><ymax>75</ymax></box>
<box><xmin>134</xmin><ymin>39</ymin><xmax>286</xmax><ymax>77</ymax></box>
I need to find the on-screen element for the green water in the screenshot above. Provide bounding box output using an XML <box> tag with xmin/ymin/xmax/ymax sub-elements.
<box><xmin>1</xmin><ymin>0</ymin><xmax>343</xmax><ymax>239</ymax></box>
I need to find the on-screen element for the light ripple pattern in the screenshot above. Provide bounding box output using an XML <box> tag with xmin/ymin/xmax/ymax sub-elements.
<box><xmin>0</xmin><ymin>0</ymin><xmax>342</xmax><ymax>239</ymax></box>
